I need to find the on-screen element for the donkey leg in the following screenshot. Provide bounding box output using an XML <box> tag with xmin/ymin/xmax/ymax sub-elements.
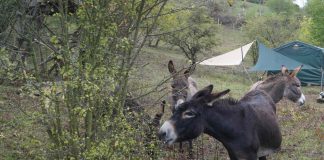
<box><xmin>188</xmin><ymin>140</ymin><xmax>194</xmax><ymax>159</ymax></box>
<box><xmin>259</xmin><ymin>156</ymin><xmax>267</xmax><ymax>160</ymax></box>
<box><xmin>248</xmin><ymin>154</ymin><xmax>258</xmax><ymax>160</ymax></box>
<box><xmin>230</xmin><ymin>151</ymin><xmax>257</xmax><ymax>160</ymax></box>
<box><xmin>179</xmin><ymin>142</ymin><xmax>184</xmax><ymax>153</ymax></box>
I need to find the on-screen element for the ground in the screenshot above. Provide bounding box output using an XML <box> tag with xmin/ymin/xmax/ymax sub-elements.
<box><xmin>133</xmin><ymin>36</ymin><xmax>323</xmax><ymax>159</ymax></box>
<box><xmin>1</xmin><ymin>26</ymin><xmax>323</xmax><ymax>159</ymax></box>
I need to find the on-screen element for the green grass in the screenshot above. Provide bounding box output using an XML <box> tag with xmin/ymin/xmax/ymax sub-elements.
<box><xmin>0</xmin><ymin>86</ymin><xmax>48</xmax><ymax>159</ymax></box>
<box><xmin>2</xmin><ymin>42</ymin><xmax>323</xmax><ymax>159</ymax></box>
<box><xmin>2</xmin><ymin>8</ymin><xmax>323</xmax><ymax>158</ymax></box>
<box><xmin>272</xmin><ymin>98</ymin><xmax>323</xmax><ymax>160</ymax></box>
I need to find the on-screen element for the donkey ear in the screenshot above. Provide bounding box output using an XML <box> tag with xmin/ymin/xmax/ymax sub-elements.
<box><xmin>281</xmin><ymin>65</ymin><xmax>289</xmax><ymax>75</ymax></box>
<box><xmin>168</xmin><ymin>60</ymin><xmax>176</xmax><ymax>74</ymax></box>
<box><xmin>290</xmin><ymin>65</ymin><xmax>303</xmax><ymax>77</ymax></box>
<box><xmin>192</xmin><ymin>85</ymin><xmax>213</xmax><ymax>100</ymax></box>
<box><xmin>206</xmin><ymin>89</ymin><xmax>230</xmax><ymax>105</ymax></box>
<box><xmin>210</xmin><ymin>89</ymin><xmax>230</xmax><ymax>100</ymax></box>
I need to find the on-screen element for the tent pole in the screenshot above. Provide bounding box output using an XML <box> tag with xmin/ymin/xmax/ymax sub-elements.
<box><xmin>241</xmin><ymin>46</ymin><xmax>253</xmax><ymax>84</ymax></box>
<box><xmin>241</xmin><ymin>46</ymin><xmax>244</xmax><ymax>62</ymax></box>
<box><xmin>243</xmin><ymin>65</ymin><xmax>253</xmax><ymax>84</ymax></box>
<box><xmin>321</xmin><ymin>67</ymin><xmax>323</xmax><ymax>91</ymax></box>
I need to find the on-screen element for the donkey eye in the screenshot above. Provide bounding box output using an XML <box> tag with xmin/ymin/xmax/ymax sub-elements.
<box><xmin>183</xmin><ymin>111</ymin><xmax>196</xmax><ymax>118</ymax></box>
<box><xmin>295</xmin><ymin>84</ymin><xmax>301</xmax><ymax>87</ymax></box>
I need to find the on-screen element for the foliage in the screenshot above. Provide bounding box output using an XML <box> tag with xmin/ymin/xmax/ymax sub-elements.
<box><xmin>298</xmin><ymin>17</ymin><xmax>314</xmax><ymax>44</ymax></box>
<box><xmin>1</xmin><ymin>0</ymin><xmax>322</xmax><ymax>159</ymax></box>
<box><xmin>0</xmin><ymin>0</ymin><xmax>18</xmax><ymax>34</ymax></box>
<box><xmin>246</xmin><ymin>0</ymin><xmax>264</xmax><ymax>3</ymax></box>
<box><xmin>304</xmin><ymin>0</ymin><xmax>324</xmax><ymax>47</ymax></box>
<box><xmin>0</xmin><ymin>48</ymin><xmax>22</xmax><ymax>84</ymax></box>
<box><xmin>265</xmin><ymin>0</ymin><xmax>300</xmax><ymax>15</ymax></box>
<box><xmin>163</xmin><ymin>7</ymin><xmax>218</xmax><ymax>66</ymax></box>
<box><xmin>244</xmin><ymin>13</ymin><xmax>301</xmax><ymax>47</ymax></box>
<box><xmin>0</xmin><ymin>0</ymin><xmax>168</xmax><ymax>159</ymax></box>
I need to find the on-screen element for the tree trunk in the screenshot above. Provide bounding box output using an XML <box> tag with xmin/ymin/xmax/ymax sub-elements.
<box><xmin>153</xmin><ymin>38</ymin><xmax>160</xmax><ymax>47</ymax></box>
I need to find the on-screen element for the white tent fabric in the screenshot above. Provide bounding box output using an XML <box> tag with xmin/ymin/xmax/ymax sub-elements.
<box><xmin>199</xmin><ymin>41</ymin><xmax>254</xmax><ymax>66</ymax></box>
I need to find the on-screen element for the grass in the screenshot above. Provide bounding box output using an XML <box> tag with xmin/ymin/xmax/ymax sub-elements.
<box><xmin>1</xmin><ymin>42</ymin><xmax>323</xmax><ymax>159</ymax></box>
<box><xmin>0</xmin><ymin>86</ymin><xmax>48</xmax><ymax>159</ymax></box>
<box><xmin>1</xmin><ymin>14</ymin><xmax>323</xmax><ymax>159</ymax></box>
<box><xmin>131</xmin><ymin>29</ymin><xmax>323</xmax><ymax>159</ymax></box>
<box><xmin>272</xmin><ymin>97</ymin><xmax>323</xmax><ymax>160</ymax></box>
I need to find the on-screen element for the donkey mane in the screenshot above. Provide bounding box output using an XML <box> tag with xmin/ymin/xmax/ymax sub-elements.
<box><xmin>261</xmin><ymin>73</ymin><xmax>284</xmax><ymax>84</ymax></box>
<box><xmin>254</xmin><ymin>73</ymin><xmax>287</xmax><ymax>92</ymax></box>
<box><xmin>209</xmin><ymin>97</ymin><xmax>241</xmax><ymax>112</ymax></box>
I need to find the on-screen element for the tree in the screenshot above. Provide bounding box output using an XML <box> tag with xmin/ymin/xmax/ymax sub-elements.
<box><xmin>304</xmin><ymin>0</ymin><xmax>324</xmax><ymax>47</ymax></box>
<box><xmin>0</xmin><ymin>0</ymin><xmax>18</xmax><ymax>34</ymax></box>
<box><xmin>298</xmin><ymin>17</ymin><xmax>313</xmax><ymax>44</ymax></box>
<box><xmin>164</xmin><ymin>7</ymin><xmax>218</xmax><ymax>68</ymax></box>
<box><xmin>266</xmin><ymin>0</ymin><xmax>300</xmax><ymax>15</ymax></box>
<box><xmin>0</xmin><ymin>0</ymin><xmax>169</xmax><ymax>159</ymax></box>
<box><xmin>244</xmin><ymin>13</ymin><xmax>301</xmax><ymax>47</ymax></box>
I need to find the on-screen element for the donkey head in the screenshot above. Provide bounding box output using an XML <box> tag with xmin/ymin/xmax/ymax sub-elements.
<box><xmin>281</xmin><ymin>65</ymin><xmax>305</xmax><ymax>105</ymax></box>
<box><xmin>253</xmin><ymin>65</ymin><xmax>305</xmax><ymax>105</ymax></box>
<box><xmin>159</xmin><ymin>85</ymin><xmax>230</xmax><ymax>145</ymax></box>
<box><xmin>168</xmin><ymin>60</ymin><xmax>197</xmax><ymax>113</ymax></box>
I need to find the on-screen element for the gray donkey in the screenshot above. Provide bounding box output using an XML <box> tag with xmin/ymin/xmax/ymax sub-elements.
<box><xmin>167</xmin><ymin>60</ymin><xmax>198</xmax><ymax>156</ymax></box>
<box><xmin>250</xmin><ymin>65</ymin><xmax>305</xmax><ymax>106</ymax></box>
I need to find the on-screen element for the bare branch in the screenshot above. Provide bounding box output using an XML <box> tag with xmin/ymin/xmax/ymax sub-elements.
<box><xmin>147</xmin><ymin>25</ymin><xmax>190</xmax><ymax>37</ymax></box>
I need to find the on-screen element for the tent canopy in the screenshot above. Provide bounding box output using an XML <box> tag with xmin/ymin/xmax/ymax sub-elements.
<box><xmin>274</xmin><ymin>41</ymin><xmax>324</xmax><ymax>85</ymax></box>
<box><xmin>249</xmin><ymin>42</ymin><xmax>316</xmax><ymax>71</ymax></box>
<box><xmin>199</xmin><ymin>41</ymin><xmax>254</xmax><ymax>66</ymax></box>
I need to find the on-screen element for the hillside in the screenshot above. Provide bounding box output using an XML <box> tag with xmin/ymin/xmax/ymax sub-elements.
<box><xmin>1</xmin><ymin>0</ymin><xmax>323</xmax><ymax>159</ymax></box>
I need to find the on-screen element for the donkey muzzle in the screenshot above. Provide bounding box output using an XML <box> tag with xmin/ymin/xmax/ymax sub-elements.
<box><xmin>159</xmin><ymin>120</ymin><xmax>177</xmax><ymax>145</ymax></box>
<box><xmin>297</xmin><ymin>94</ymin><xmax>306</xmax><ymax>106</ymax></box>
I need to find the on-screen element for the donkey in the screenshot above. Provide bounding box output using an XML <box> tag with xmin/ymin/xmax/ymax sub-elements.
<box><xmin>250</xmin><ymin>65</ymin><xmax>305</xmax><ymax>105</ymax></box>
<box><xmin>167</xmin><ymin>60</ymin><xmax>198</xmax><ymax>154</ymax></box>
<box><xmin>168</xmin><ymin>60</ymin><xmax>198</xmax><ymax>112</ymax></box>
<box><xmin>159</xmin><ymin>85</ymin><xmax>282</xmax><ymax>160</ymax></box>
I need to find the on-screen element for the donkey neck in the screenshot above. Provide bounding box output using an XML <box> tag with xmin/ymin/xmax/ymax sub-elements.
<box><xmin>202</xmin><ymin>102</ymin><xmax>244</xmax><ymax>141</ymax></box>
<box><xmin>187</xmin><ymin>76</ymin><xmax>198</xmax><ymax>99</ymax></box>
<box><xmin>257</xmin><ymin>78</ymin><xmax>286</xmax><ymax>103</ymax></box>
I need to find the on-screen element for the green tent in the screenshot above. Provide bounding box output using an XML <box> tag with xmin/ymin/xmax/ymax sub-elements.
<box><xmin>250</xmin><ymin>42</ymin><xmax>316</xmax><ymax>72</ymax></box>
<box><xmin>274</xmin><ymin>41</ymin><xmax>324</xmax><ymax>85</ymax></box>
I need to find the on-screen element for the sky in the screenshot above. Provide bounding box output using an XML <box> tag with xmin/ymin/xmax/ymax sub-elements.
<box><xmin>293</xmin><ymin>0</ymin><xmax>308</xmax><ymax>8</ymax></box>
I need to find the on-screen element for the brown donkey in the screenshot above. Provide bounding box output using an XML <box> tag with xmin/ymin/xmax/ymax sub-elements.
<box><xmin>250</xmin><ymin>65</ymin><xmax>305</xmax><ymax>105</ymax></box>
<box><xmin>167</xmin><ymin>60</ymin><xmax>198</xmax><ymax>155</ymax></box>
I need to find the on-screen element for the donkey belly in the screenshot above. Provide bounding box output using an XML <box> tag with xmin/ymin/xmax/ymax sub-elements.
<box><xmin>241</xmin><ymin>90</ymin><xmax>282</xmax><ymax>157</ymax></box>
<box><xmin>257</xmin><ymin>147</ymin><xmax>281</xmax><ymax>157</ymax></box>
<box><xmin>250</xmin><ymin>105</ymin><xmax>282</xmax><ymax>157</ymax></box>
<box><xmin>256</xmin><ymin>115</ymin><xmax>282</xmax><ymax>157</ymax></box>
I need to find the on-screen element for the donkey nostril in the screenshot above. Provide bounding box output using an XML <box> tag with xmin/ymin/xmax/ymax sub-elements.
<box><xmin>158</xmin><ymin>131</ymin><xmax>166</xmax><ymax>140</ymax></box>
<box><xmin>297</xmin><ymin>99</ymin><xmax>305</xmax><ymax>106</ymax></box>
<box><xmin>299</xmin><ymin>100</ymin><xmax>305</xmax><ymax>106</ymax></box>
